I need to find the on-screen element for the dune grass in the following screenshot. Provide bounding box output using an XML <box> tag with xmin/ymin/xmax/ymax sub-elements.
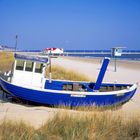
<box><xmin>0</xmin><ymin>120</ymin><xmax>35</xmax><ymax>140</ymax></box>
<box><xmin>0</xmin><ymin>52</ymin><xmax>14</xmax><ymax>72</ymax></box>
<box><xmin>46</xmin><ymin>65</ymin><xmax>91</xmax><ymax>81</ymax></box>
<box><xmin>0</xmin><ymin>112</ymin><xmax>140</xmax><ymax>140</ymax></box>
<box><xmin>40</xmin><ymin>113</ymin><xmax>140</xmax><ymax>140</ymax></box>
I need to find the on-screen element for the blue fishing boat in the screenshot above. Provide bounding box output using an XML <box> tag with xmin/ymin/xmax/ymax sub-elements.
<box><xmin>0</xmin><ymin>53</ymin><xmax>137</xmax><ymax>107</ymax></box>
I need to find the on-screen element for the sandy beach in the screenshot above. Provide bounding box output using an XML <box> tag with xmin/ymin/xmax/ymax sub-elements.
<box><xmin>0</xmin><ymin>56</ymin><xmax>140</xmax><ymax>128</ymax></box>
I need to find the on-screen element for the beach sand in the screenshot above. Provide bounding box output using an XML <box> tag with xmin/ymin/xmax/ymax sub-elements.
<box><xmin>0</xmin><ymin>56</ymin><xmax>140</xmax><ymax>128</ymax></box>
<box><xmin>0</xmin><ymin>99</ymin><xmax>58</xmax><ymax>128</ymax></box>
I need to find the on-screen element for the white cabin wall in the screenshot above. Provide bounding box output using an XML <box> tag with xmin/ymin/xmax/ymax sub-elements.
<box><xmin>31</xmin><ymin>62</ymin><xmax>44</xmax><ymax>88</ymax></box>
<box><xmin>11</xmin><ymin>60</ymin><xmax>47</xmax><ymax>88</ymax></box>
<box><xmin>10</xmin><ymin>53</ymin><xmax>49</xmax><ymax>89</ymax></box>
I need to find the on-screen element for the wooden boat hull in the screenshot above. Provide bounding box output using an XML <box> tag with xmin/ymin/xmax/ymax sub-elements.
<box><xmin>0</xmin><ymin>78</ymin><xmax>137</xmax><ymax>107</ymax></box>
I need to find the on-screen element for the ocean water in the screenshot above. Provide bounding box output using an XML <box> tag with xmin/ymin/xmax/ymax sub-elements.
<box><xmin>21</xmin><ymin>49</ymin><xmax>140</xmax><ymax>61</ymax></box>
<box><xmin>64</xmin><ymin>50</ymin><xmax>140</xmax><ymax>61</ymax></box>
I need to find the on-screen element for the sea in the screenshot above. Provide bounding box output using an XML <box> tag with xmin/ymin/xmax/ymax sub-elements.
<box><xmin>64</xmin><ymin>50</ymin><xmax>140</xmax><ymax>61</ymax></box>
<box><xmin>22</xmin><ymin>49</ymin><xmax>140</xmax><ymax>61</ymax></box>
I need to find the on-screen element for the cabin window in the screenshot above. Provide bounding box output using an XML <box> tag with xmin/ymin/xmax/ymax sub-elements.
<box><xmin>63</xmin><ymin>83</ymin><xmax>85</xmax><ymax>91</ymax></box>
<box><xmin>16</xmin><ymin>60</ymin><xmax>24</xmax><ymax>70</ymax></box>
<box><xmin>63</xmin><ymin>84</ymin><xmax>73</xmax><ymax>91</ymax></box>
<box><xmin>25</xmin><ymin>61</ymin><xmax>34</xmax><ymax>72</ymax></box>
<box><xmin>35</xmin><ymin>63</ymin><xmax>43</xmax><ymax>73</ymax></box>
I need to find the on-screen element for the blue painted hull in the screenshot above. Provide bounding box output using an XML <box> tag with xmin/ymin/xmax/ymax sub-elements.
<box><xmin>0</xmin><ymin>78</ymin><xmax>137</xmax><ymax>107</ymax></box>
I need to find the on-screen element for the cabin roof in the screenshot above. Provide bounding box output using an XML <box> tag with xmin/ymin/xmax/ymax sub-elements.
<box><xmin>44</xmin><ymin>48</ymin><xmax>63</xmax><ymax>51</ymax></box>
<box><xmin>14</xmin><ymin>53</ymin><xmax>48</xmax><ymax>63</ymax></box>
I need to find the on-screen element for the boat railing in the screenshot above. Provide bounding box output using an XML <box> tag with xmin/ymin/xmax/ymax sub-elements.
<box><xmin>0</xmin><ymin>72</ymin><xmax>12</xmax><ymax>82</ymax></box>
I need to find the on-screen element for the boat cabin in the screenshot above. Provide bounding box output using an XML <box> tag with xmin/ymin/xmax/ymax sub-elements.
<box><xmin>11</xmin><ymin>54</ymin><xmax>49</xmax><ymax>88</ymax></box>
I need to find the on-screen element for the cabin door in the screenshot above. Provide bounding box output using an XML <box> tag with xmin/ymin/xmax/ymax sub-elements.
<box><xmin>31</xmin><ymin>73</ymin><xmax>43</xmax><ymax>88</ymax></box>
<box><xmin>31</xmin><ymin>62</ymin><xmax>45</xmax><ymax>88</ymax></box>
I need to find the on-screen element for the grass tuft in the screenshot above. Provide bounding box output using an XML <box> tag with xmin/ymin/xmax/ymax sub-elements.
<box><xmin>0</xmin><ymin>52</ymin><xmax>14</xmax><ymax>72</ymax></box>
<box><xmin>1</xmin><ymin>112</ymin><xmax>139</xmax><ymax>140</ymax></box>
<box><xmin>0</xmin><ymin>120</ymin><xmax>35</xmax><ymax>140</ymax></box>
<box><xmin>46</xmin><ymin>65</ymin><xmax>91</xmax><ymax>81</ymax></box>
<box><xmin>37</xmin><ymin>112</ymin><xmax>140</xmax><ymax>140</ymax></box>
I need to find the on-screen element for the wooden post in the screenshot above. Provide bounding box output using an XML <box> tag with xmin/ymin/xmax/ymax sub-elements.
<box><xmin>114</xmin><ymin>56</ymin><xmax>117</xmax><ymax>72</ymax></box>
<box><xmin>15</xmin><ymin>35</ymin><xmax>18</xmax><ymax>51</ymax></box>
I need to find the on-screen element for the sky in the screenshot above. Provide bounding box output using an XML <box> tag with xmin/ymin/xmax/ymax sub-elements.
<box><xmin>0</xmin><ymin>0</ymin><xmax>140</xmax><ymax>50</ymax></box>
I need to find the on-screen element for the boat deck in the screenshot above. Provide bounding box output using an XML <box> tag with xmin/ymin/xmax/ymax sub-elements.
<box><xmin>0</xmin><ymin>73</ymin><xmax>131</xmax><ymax>93</ymax></box>
<box><xmin>44</xmin><ymin>80</ymin><xmax>131</xmax><ymax>92</ymax></box>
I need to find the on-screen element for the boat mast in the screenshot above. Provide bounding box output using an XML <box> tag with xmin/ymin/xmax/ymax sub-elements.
<box><xmin>93</xmin><ymin>57</ymin><xmax>110</xmax><ymax>91</ymax></box>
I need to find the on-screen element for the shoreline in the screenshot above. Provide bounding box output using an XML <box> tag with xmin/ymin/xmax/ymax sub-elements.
<box><xmin>60</xmin><ymin>56</ymin><xmax>140</xmax><ymax>70</ymax></box>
